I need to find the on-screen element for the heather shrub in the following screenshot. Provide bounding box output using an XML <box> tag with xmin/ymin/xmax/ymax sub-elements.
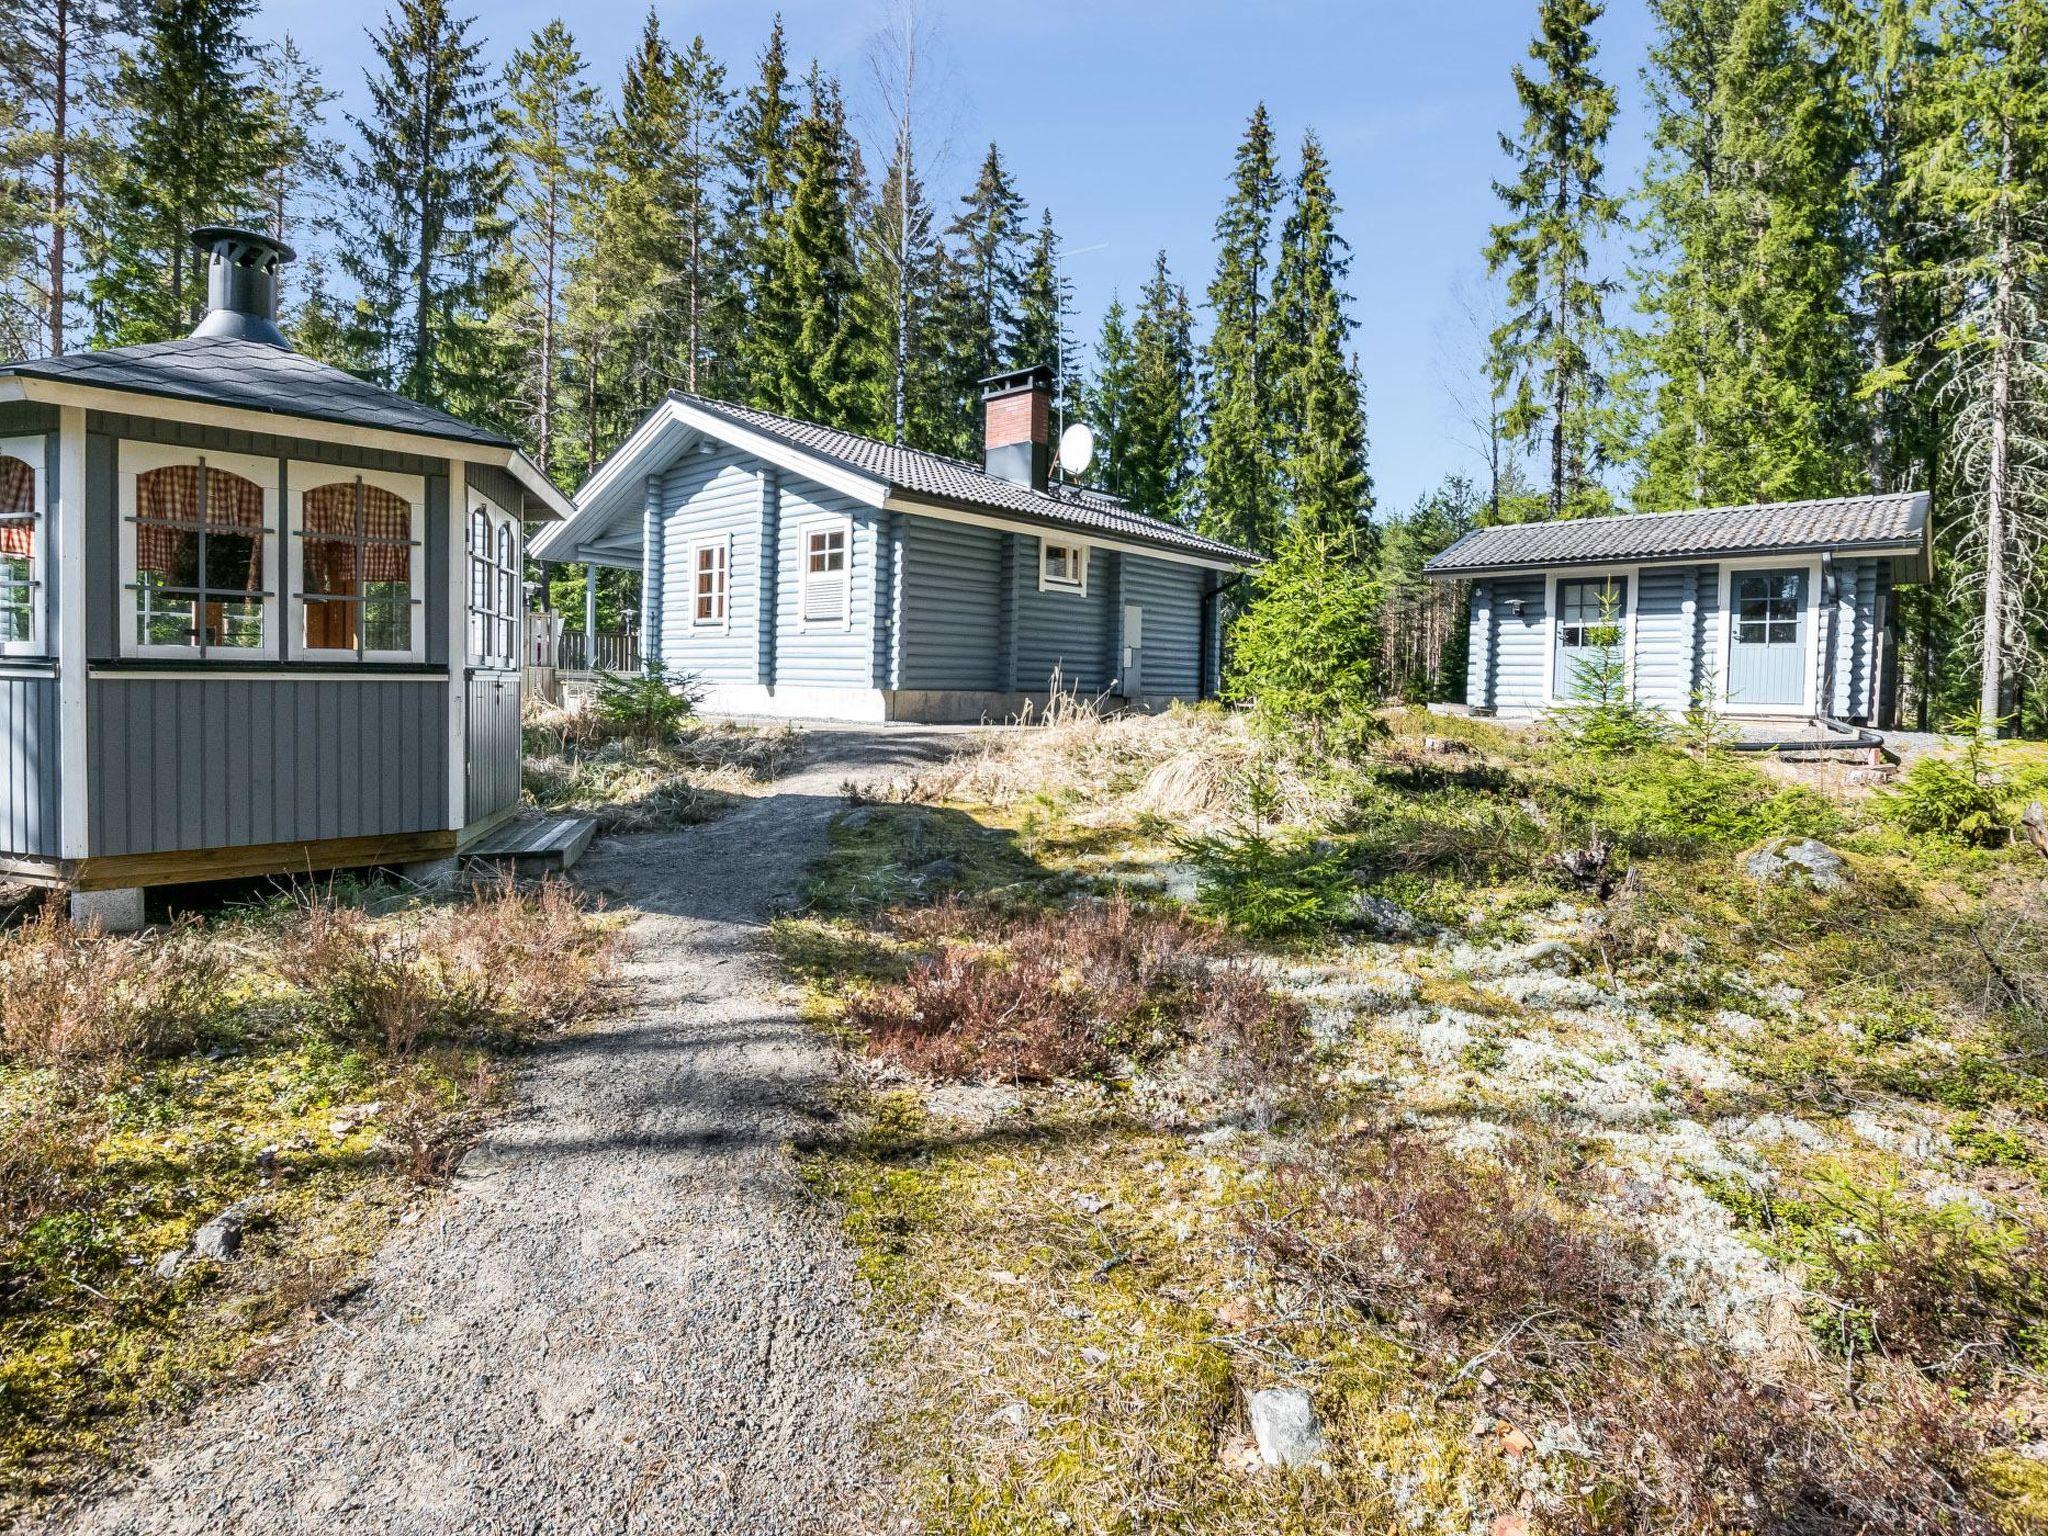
<box><xmin>0</xmin><ymin>905</ymin><xmax>229</xmax><ymax>1070</ymax></box>
<box><xmin>847</xmin><ymin>893</ymin><xmax>1304</xmax><ymax>1085</ymax></box>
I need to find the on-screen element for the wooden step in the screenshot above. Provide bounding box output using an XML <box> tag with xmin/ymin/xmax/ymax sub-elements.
<box><xmin>462</xmin><ymin>815</ymin><xmax>598</xmax><ymax>875</ymax></box>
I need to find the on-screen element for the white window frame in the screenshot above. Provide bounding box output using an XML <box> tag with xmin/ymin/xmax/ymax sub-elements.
<box><xmin>288</xmin><ymin>466</ymin><xmax>428</xmax><ymax>663</ymax></box>
<box><xmin>118</xmin><ymin>442</ymin><xmax>280</xmax><ymax>661</ymax></box>
<box><xmin>689</xmin><ymin>534</ymin><xmax>731</xmax><ymax>633</ymax></box>
<box><xmin>1713</xmin><ymin>554</ymin><xmax>1822</xmax><ymax>717</ymax></box>
<box><xmin>0</xmin><ymin>435</ymin><xmax>47</xmax><ymax>658</ymax></box>
<box><xmin>1039</xmin><ymin>538</ymin><xmax>1089</xmax><ymax>595</ymax></box>
<box><xmin>467</xmin><ymin>494</ymin><xmax>522</xmax><ymax>670</ymax></box>
<box><xmin>798</xmin><ymin>516</ymin><xmax>852</xmax><ymax>632</ymax></box>
<box><xmin>1540</xmin><ymin>564</ymin><xmax>1637</xmax><ymax>706</ymax></box>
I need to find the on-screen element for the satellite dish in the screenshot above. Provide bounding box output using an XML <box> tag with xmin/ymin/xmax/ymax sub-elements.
<box><xmin>1058</xmin><ymin>421</ymin><xmax>1097</xmax><ymax>478</ymax></box>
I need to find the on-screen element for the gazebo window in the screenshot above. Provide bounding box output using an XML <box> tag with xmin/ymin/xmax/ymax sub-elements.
<box><xmin>0</xmin><ymin>439</ymin><xmax>43</xmax><ymax>656</ymax></box>
<box><xmin>121</xmin><ymin>446</ymin><xmax>278</xmax><ymax>659</ymax></box>
<box><xmin>468</xmin><ymin>497</ymin><xmax>521</xmax><ymax>668</ymax></box>
<box><xmin>293</xmin><ymin>471</ymin><xmax>424</xmax><ymax>661</ymax></box>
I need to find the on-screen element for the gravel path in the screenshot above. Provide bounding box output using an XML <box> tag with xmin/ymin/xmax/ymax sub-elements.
<box><xmin>38</xmin><ymin>725</ymin><xmax>962</xmax><ymax>1536</ymax></box>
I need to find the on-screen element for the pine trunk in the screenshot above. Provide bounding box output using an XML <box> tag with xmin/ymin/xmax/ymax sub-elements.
<box><xmin>1979</xmin><ymin>124</ymin><xmax>2017</xmax><ymax>733</ymax></box>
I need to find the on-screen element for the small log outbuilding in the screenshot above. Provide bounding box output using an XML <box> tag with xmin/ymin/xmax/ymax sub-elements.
<box><xmin>0</xmin><ymin>228</ymin><xmax>570</xmax><ymax>928</ymax></box>
<box><xmin>1424</xmin><ymin>493</ymin><xmax>1932</xmax><ymax>729</ymax></box>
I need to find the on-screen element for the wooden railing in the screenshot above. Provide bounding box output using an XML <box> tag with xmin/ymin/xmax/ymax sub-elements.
<box><xmin>525</xmin><ymin>612</ymin><xmax>641</xmax><ymax>675</ymax></box>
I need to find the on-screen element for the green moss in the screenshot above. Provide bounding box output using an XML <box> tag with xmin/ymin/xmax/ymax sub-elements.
<box><xmin>804</xmin><ymin>804</ymin><xmax>1054</xmax><ymax>918</ymax></box>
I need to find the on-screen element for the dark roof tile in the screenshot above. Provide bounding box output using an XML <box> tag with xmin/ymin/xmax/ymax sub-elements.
<box><xmin>1424</xmin><ymin>492</ymin><xmax>1928</xmax><ymax>575</ymax></box>
<box><xmin>1</xmin><ymin>336</ymin><xmax>515</xmax><ymax>449</ymax></box>
<box><xmin>678</xmin><ymin>393</ymin><xmax>1256</xmax><ymax>563</ymax></box>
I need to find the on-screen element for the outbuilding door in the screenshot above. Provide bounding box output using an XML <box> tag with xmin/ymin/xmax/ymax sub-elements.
<box><xmin>1727</xmin><ymin>568</ymin><xmax>1807</xmax><ymax>708</ymax></box>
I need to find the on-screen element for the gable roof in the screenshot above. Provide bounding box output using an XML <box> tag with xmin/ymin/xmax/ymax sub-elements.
<box><xmin>1424</xmin><ymin>491</ymin><xmax>1930</xmax><ymax>580</ymax></box>
<box><xmin>534</xmin><ymin>390</ymin><xmax>1256</xmax><ymax>567</ymax></box>
<box><xmin>0</xmin><ymin>336</ymin><xmax>572</xmax><ymax>518</ymax></box>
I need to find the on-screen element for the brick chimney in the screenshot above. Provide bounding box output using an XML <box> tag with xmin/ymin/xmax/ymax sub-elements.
<box><xmin>981</xmin><ymin>365</ymin><xmax>1054</xmax><ymax>490</ymax></box>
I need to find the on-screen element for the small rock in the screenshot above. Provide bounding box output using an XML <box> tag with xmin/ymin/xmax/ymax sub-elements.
<box><xmin>1741</xmin><ymin>837</ymin><xmax>1849</xmax><ymax>892</ymax></box>
<box><xmin>1072</xmin><ymin>1192</ymin><xmax>1108</xmax><ymax>1215</ymax></box>
<box><xmin>839</xmin><ymin>806</ymin><xmax>874</xmax><ymax>831</ymax></box>
<box><xmin>1351</xmin><ymin>891</ymin><xmax>1420</xmax><ymax>938</ymax></box>
<box><xmin>1422</xmin><ymin>735</ymin><xmax>1470</xmax><ymax>755</ymax></box>
<box><xmin>918</xmin><ymin>857</ymin><xmax>963</xmax><ymax>883</ymax></box>
<box><xmin>155</xmin><ymin>1249</ymin><xmax>187</xmax><ymax>1280</ymax></box>
<box><xmin>193</xmin><ymin>1199</ymin><xmax>259</xmax><ymax>1262</ymax></box>
<box><xmin>1246</xmin><ymin>1386</ymin><xmax>1327</xmax><ymax>1469</ymax></box>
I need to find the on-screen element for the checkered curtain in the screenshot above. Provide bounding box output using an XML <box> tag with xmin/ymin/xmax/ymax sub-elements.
<box><xmin>0</xmin><ymin>455</ymin><xmax>32</xmax><ymax>558</ymax></box>
<box><xmin>136</xmin><ymin>464</ymin><xmax>264</xmax><ymax>589</ymax></box>
<box><xmin>302</xmin><ymin>483</ymin><xmax>356</xmax><ymax>595</ymax></box>
<box><xmin>362</xmin><ymin>484</ymin><xmax>411</xmax><ymax>584</ymax></box>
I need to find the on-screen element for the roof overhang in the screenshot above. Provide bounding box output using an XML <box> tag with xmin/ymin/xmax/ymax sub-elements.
<box><xmin>883</xmin><ymin>492</ymin><xmax>1252</xmax><ymax>572</ymax></box>
<box><xmin>0</xmin><ymin>373</ymin><xmax>572</xmax><ymax>520</ymax></box>
<box><xmin>531</xmin><ymin>396</ymin><xmax>889</xmax><ymax>563</ymax></box>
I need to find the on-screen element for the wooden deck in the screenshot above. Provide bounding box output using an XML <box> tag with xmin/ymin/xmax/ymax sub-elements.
<box><xmin>461</xmin><ymin>815</ymin><xmax>598</xmax><ymax>875</ymax></box>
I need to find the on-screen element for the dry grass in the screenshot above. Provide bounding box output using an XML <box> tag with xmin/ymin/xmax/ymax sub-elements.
<box><xmin>0</xmin><ymin>903</ymin><xmax>230</xmax><ymax>1074</ymax></box>
<box><xmin>279</xmin><ymin>877</ymin><xmax>614</xmax><ymax>1051</ymax></box>
<box><xmin>845</xmin><ymin>894</ymin><xmax>1306</xmax><ymax>1087</ymax></box>
<box><xmin>523</xmin><ymin>708</ymin><xmax>801</xmax><ymax>831</ymax></box>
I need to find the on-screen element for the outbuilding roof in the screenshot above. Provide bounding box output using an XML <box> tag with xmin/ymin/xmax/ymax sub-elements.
<box><xmin>537</xmin><ymin>391</ymin><xmax>1257</xmax><ymax>567</ymax></box>
<box><xmin>1424</xmin><ymin>491</ymin><xmax>1930</xmax><ymax>580</ymax></box>
<box><xmin>0</xmin><ymin>336</ymin><xmax>517</xmax><ymax>449</ymax></box>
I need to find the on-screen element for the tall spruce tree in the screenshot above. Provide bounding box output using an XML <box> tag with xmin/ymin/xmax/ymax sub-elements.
<box><xmin>721</xmin><ymin>19</ymin><xmax>798</xmax><ymax>408</ymax></box>
<box><xmin>1086</xmin><ymin>296</ymin><xmax>1139</xmax><ymax>496</ymax></box>
<box><xmin>501</xmin><ymin>21</ymin><xmax>599</xmax><ymax>475</ymax></box>
<box><xmin>86</xmin><ymin>0</ymin><xmax>269</xmax><ymax>346</ymax></box>
<box><xmin>1015</xmin><ymin>207</ymin><xmax>1079</xmax><ymax>411</ymax></box>
<box><xmin>1486</xmin><ymin>0</ymin><xmax>1624</xmax><ymax>517</ymax></box>
<box><xmin>763</xmin><ymin>73</ymin><xmax>872</xmax><ymax>429</ymax></box>
<box><xmin>1118</xmin><ymin>251</ymin><xmax>1200</xmax><ymax>522</ymax></box>
<box><xmin>1271</xmin><ymin>131</ymin><xmax>1373</xmax><ymax>552</ymax></box>
<box><xmin>857</xmin><ymin>137</ymin><xmax>949</xmax><ymax>449</ymax></box>
<box><xmin>249</xmin><ymin>37</ymin><xmax>340</xmax><ymax>253</ymax></box>
<box><xmin>0</xmin><ymin>0</ymin><xmax>122</xmax><ymax>355</ymax></box>
<box><xmin>1912</xmin><ymin>0</ymin><xmax>2048</xmax><ymax>726</ymax></box>
<box><xmin>1635</xmin><ymin>0</ymin><xmax>1864</xmax><ymax>509</ymax></box>
<box><xmin>943</xmin><ymin>142</ymin><xmax>1029</xmax><ymax>417</ymax></box>
<box><xmin>1200</xmin><ymin>104</ymin><xmax>1283</xmax><ymax>552</ymax></box>
<box><xmin>342</xmin><ymin>0</ymin><xmax>510</xmax><ymax>417</ymax></box>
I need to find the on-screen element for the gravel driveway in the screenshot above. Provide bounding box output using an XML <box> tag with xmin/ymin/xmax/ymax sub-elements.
<box><xmin>38</xmin><ymin>725</ymin><xmax>963</xmax><ymax>1536</ymax></box>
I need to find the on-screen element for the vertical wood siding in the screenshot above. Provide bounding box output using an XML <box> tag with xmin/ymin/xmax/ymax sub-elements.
<box><xmin>657</xmin><ymin>448</ymin><xmax>763</xmax><ymax>684</ymax></box>
<box><xmin>466</xmin><ymin>674</ymin><xmax>522</xmax><ymax>825</ymax></box>
<box><xmin>1120</xmin><ymin>555</ymin><xmax>1207</xmax><ymax>697</ymax></box>
<box><xmin>86</xmin><ymin>678</ymin><xmax>449</xmax><ymax>857</ymax></box>
<box><xmin>0</xmin><ymin>674</ymin><xmax>59</xmax><ymax>856</ymax></box>
<box><xmin>1829</xmin><ymin>557</ymin><xmax>1881</xmax><ymax>719</ymax></box>
<box><xmin>1632</xmin><ymin>563</ymin><xmax>1718</xmax><ymax>710</ymax></box>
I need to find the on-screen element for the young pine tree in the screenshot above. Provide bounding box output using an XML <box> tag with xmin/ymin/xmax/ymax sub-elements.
<box><xmin>1200</xmin><ymin>103</ymin><xmax>1283</xmax><ymax>553</ymax></box>
<box><xmin>1270</xmin><ymin>130</ymin><xmax>1373</xmax><ymax>555</ymax></box>
<box><xmin>342</xmin><ymin>0</ymin><xmax>511</xmax><ymax>418</ymax></box>
<box><xmin>86</xmin><ymin>0</ymin><xmax>269</xmax><ymax>346</ymax></box>
<box><xmin>1486</xmin><ymin>0</ymin><xmax>1625</xmax><ymax>518</ymax></box>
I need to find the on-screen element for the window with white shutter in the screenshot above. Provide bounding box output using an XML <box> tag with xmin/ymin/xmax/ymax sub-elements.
<box><xmin>801</xmin><ymin>523</ymin><xmax>849</xmax><ymax>627</ymax></box>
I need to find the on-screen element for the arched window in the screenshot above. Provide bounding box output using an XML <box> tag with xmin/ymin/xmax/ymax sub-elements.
<box><xmin>121</xmin><ymin>445</ymin><xmax>277</xmax><ymax>658</ymax></box>
<box><xmin>466</xmin><ymin>497</ymin><xmax>521</xmax><ymax>669</ymax></box>
<box><xmin>0</xmin><ymin>439</ymin><xmax>43</xmax><ymax>656</ymax></box>
<box><xmin>292</xmin><ymin>470</ymin><xmax>424</xmax><ymax>660</ymax></box>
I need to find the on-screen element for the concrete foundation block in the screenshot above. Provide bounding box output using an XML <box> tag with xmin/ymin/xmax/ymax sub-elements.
<box><xmin>400</xmin><ymin>857</ymin><xmax>463</xmax><ymax>893</ymax></box>
<box><xmin>70</xmin><ymin>886</ymin><xmax>146</xmax><ymax>934</ymax></box>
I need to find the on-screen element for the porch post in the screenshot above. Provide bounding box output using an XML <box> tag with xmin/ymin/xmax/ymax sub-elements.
<box><xmin>641</xmin><ymin>474</ymin><xmax>663</xmax><ymax>676</ymax></box>
<box><xmin>583</xmin><ymin>564</ymin><xmax>597</xmax><ymax>648</ymax></box>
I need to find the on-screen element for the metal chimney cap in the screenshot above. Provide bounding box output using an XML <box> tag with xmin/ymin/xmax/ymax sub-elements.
<box><xmin>190</xmin><ymin>225</ymin><xmax>297</xmax><ymax>265</ymax></box>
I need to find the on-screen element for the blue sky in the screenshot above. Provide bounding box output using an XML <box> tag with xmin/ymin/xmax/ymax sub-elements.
<box><xmin>256</xmin><ymin>0</ymin><xmax>1660</xmax><ymax>512</ymax></box>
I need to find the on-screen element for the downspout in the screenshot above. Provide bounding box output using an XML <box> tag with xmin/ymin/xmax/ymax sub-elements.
<box><xmin>1200</xmin><ymin>570</ymin><xmax>1252</xmax><ymax>701</ymax></box>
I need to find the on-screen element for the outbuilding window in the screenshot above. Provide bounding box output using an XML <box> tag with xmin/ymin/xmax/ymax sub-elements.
<box><xmin>691</xmin><ymin>537</ymin><xmax>729</xmax><ymax>629</ymax></box>
<box><xmin>292</xmin><ymin>470</ymin><xmax>425</xmax><ymax>661</ymax></box>
<box><xmin>0</xmin><ymin>438</ymin><xmax>44</xmax><ymax>656</ymax></box>
<box><xmin>468</xmin><ymin>497</ymin><xmax>522</xmax><ymax>668</ymax></box>
<box><xmin>801</xmin><ymin>522</ymin><xmax>849</xmax><ymax>627</ymax></box>
<box><xmin>120</xmin><ymin>444</ymin><xmax>278</xmax><ymax>659</ymax></box>
<box><xmin>1040</xmin><ymin>539</ymin><xmax>1087</xmax><ymax>594</ymax></box>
